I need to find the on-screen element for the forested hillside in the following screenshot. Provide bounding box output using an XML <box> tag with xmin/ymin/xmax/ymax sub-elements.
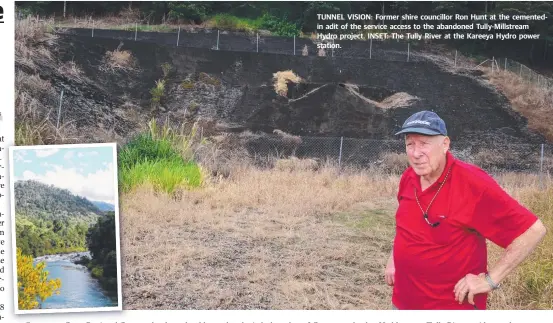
<box><xmin>15</xmin><ymin>180</ymin><xmax>105</xmax><ymax>257</ymax></box>
<box><xmin>15</xmin><ymin>180</ymin><xmax>104</xmax><ymax>222</ymax></box>
<box><xmin>15</xmin><ymin>1</ymin><xmax>553</xmax><ymax>71</ymax></box>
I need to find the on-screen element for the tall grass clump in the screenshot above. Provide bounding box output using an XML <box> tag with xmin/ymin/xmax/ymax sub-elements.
<box><xmin>118</xmin><ymin>119</ymin><xmax>203</xmax><ymax>194</ymax></box>
<box><xmin>515</xmin><ymin>187</ymin><xmax>553</xmax><ymax>309</ymax></box>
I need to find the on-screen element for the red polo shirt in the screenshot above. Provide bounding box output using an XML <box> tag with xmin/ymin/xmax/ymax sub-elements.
<box><xmin>392</xmin><ymin>151</ymin><xmax>538</xmax><ymax>310</ymax></box>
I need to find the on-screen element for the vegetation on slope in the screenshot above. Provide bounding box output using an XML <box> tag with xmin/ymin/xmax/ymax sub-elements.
<box><xmin>16</xmin><ymin>1</ymin><xmax>553</xmax><ymax>68</ymax></box>
<box><xmin>15</xmin><ymin>180</ymin><xmax>103</xmax><ymax>222</ymax></box>
<box><xmin>14</xmin><ymin>180</ymin><xmax>105</xmax><ymax>257</ymax></box>
<box><xmin>76</xmin><ymin>211</ymin><xmax>119</xmax><ymax>293</ymax></box>
<box><xmin>118</xmin><ymin>119</ymin><xmax>203</xmax><ymax>194</ymax></box>
<box><xmin>16</xmin><ymin>216</ymin><xmax>89</xmax><ymax>258</ymax></box>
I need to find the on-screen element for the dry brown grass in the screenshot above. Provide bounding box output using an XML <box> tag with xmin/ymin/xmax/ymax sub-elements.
<box><xmin>119</xmin><ymin>160</ymin><xmax>552</xmax><ymax>310</ymax></box>
<box><xmin>377</xmin><ymin>152</ymin><xmax>409</xmax><ymax>174</ymax></box>
<box><xmin>120</xmin><ymin>165</ymin><xmax>399</xmax><ymax>309</ymax></box>
<box><xmin>58</xmin><ymin>60</ymin><xmax>83</xmax><ymax>79</ymax></box>
<box><xmin>273</xmin><ymin>70</ymin><xmax>302</xmax><ymax>97</ymax></box>
<box><xmin>104</xmin><ymin>48</ymin><xmax>136</xmax><ymax>71</ymax></box>
<box><xmin>487</xmin><ymin>180</ymin><xmax>553</xmax><ymax>310</ymax></box>
<box><xmin>15</xmin><ymin>16</ymin><xmax>57</xmax><ymax>71</ymax></box>
<box><xmin>483</xmin><ymin>67</ymin><xmax>553</xmax><ymax>141</ymax></box>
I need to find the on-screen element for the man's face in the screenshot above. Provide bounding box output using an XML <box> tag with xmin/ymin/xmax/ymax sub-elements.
<box><xmin>405</xmin><ymin>133</ymin><xmax>450</xmax><ymax>177</ymax></box>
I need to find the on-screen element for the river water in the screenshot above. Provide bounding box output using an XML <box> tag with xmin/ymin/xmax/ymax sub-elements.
<box><xmin>34</xmin><ymin>252</ymin><xmax>118</xmax><ymax>309</ymax></box>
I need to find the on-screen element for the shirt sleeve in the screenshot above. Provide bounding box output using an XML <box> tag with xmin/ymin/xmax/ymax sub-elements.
<box><xmin>469</xmin><ymin>181</ymin><xmax>538</xmax><ymax>249</ymax></box>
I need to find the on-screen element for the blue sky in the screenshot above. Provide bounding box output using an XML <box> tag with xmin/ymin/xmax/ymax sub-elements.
<box><xmin>12</xmin><ymin>145</ymin><xmax>116</xmax><ymax>204</ymax></box>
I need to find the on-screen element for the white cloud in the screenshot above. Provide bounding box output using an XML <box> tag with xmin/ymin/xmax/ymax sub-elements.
<box><xmin>14</xmin><ymin>151</ymin><xmax>29</xmax><ymax>163</ymax></box>
<box><xmin>78</xmin><ymin>151</ymin><xmax>99</xmax><ymax>158</ymax></box>
<box><xmin>20</xmin><ymin>164</ymin><xmax>116</xmax><ymax>204</ymax></box>
<box><xmin>64</xmin><ymin>151</ymin><xmax>75</xmax><ymax>160</ymax></box>
<box><xmin>14</xmin><ymin>152</ymin><xmax>32</xmax><ymax>163</ymax></box>
<box><xmin>35</xmin><ymin>149</ymin><xmax>59</xmax><ymax>158</ymax></box>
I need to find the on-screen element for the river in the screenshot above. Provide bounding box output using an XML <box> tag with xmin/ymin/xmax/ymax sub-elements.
<box><xmin>33</xmin><ymin>252</ymin><xmax>118</xmax><ymax>309</ymax></box>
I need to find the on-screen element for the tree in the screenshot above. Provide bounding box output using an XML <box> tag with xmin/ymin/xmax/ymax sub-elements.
<box><xmin>16</xmin><ymin>248</ymin><xmax>61</xmax><ymax>310</ymax></box>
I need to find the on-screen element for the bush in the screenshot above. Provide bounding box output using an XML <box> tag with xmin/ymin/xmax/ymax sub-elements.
<box><xmin>120</xmin><ymin>158</ymin><xmax>202</xmax><ymax>193</ymax></box>
<box><xmin>118</xmin><ymin>120</ymin><xmax>203</xmax><ymax>194</ymax></box>
<box><xmin>119</xmin><ymin>133</ymin><xmax>181</xmax><ymax>169</ymax></box>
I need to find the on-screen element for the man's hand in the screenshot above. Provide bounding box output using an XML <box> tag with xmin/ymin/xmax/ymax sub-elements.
<box><xmin>453</xmin><ymin>273</ymin><xmax>491</xmax><ymax>305</ymax></box>
<box><xmin>385</xmin><ymin>253</ymin><xmax>395</xmax><ymax>286</ymax></box>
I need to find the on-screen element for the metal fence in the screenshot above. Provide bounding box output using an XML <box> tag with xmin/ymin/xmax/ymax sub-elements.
<box><xmin>485</xmin><ymin>57</ymin><xmax>553</xmax><ymax>90</ymax></box>
<box><xmin>17</xmin><ymin>13</ymin><xmax>553</xmax><ymax>92</ymax></box>
<box><xmin>59</xmin><ymin>25</ymin><xmax>553</xmax><ymax>92</ymax></box>
<box><xmin>243</xmin><ymin>135</ymin><xmax>553</xmax><ymax>182</ymax></box>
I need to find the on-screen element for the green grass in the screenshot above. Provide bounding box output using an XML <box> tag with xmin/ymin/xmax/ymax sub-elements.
<box><xmin>114</xmin><ymin>24</ymin><xmax>177</xmax><ymax>33</ymax></box>
<box><xmin>118</xmin><ymin>119</ymin><xmax>203</xmax><ymax>194</ymax></box>
<box><xmin>206</xmin><ymin>13</ymin><xmax>300</xmax><ymax>37</ymax></box>
<box><xmin>206</xmin><ymin>13</ymin><xmax>264</xmax><ymax>33</ymax></box>
<box><xmin>120</xmin><ymin>158</ymin><xmax>202</xmax><ymax>193</ymax></box>
<box><xmin>150</xmin><ymin>79</ymin><xmax>165</xmax><ymax>106</ymax></box>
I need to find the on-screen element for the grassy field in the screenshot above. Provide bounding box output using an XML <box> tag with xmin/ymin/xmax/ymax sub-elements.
<box><xmin>15</xmin><ymin>16</ymin><xmax>553</xmax><ymax>310</ymax></box>
<box><xmin>118</xmin><ymin>160</ymin><xmax>552</xmax><ymax>310</ymax></box>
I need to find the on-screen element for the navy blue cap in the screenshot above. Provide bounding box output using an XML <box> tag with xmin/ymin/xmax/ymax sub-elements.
<box><xmin>395</xmin><ymin>110</ymin><xmax>447</xmax><ymax>136</ymax></box>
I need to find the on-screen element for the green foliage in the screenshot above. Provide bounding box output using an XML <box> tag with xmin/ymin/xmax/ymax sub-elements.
<box><xmin>118</xmin><ymin>132</ymin><xmax>181</xmax><ymax>169</ymax></box>
<box><xmin>17</xmin><ymin>248</ymin><xmax>62</xmax><ymax>310</ymax></box>
<box><xmin>258</xmin><ymin>13</ymin><xmax>300</xmax><ymax>37</ymax></box>
<box><xmin>150</xmin><ymin>79</ymin><xmax>165</xmax><ymax>106</ymax></box>
<box><xmin>168</xmin><ymin>2</ymin><xmax>212</xmax><ymax>23</ymax></box>
<box><xmin>16</xmin><ymin>216</ymin><xmax>89</xmax><ymax>258</ymax></box>
<box><xmin>86</xmin><ymin>211</ymin><xmax>118</xmax><ymax>292</ymax></box>
<box><xmin>14</xmin><ymin>180</ymin><xmax>103</xmax><ymax>222</ymax></box>
<box><xmin>120</xmin><ymin>158</ymin><xmax>202</xmax><ymax>193</ymax></box>
<box><xmin>118</xmin><ymin>119</ymin><xmax>203</xmax><ymax>194</ymax></box>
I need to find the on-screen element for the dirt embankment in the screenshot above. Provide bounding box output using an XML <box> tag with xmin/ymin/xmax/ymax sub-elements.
<box><xmin>37</xmin><ymin>32</ymin><xmax>544</xmax><ymax>146</ymax></box>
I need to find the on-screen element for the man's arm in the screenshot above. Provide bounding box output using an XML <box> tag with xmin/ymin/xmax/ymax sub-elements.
<box><xmin>488</xmin><ymin>219</ymin><xmax>546</xmax><ymax>285</ymax></box>
<box><xmin>454</xmin><ymin>219</ymin><xmax>547</xmax><ymax>305</ymax></box>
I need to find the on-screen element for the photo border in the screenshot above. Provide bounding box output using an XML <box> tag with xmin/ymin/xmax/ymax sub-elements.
<box><xmin>9</xmin><ymin>142</ymin><xmax>122</xmax><ymax>314</ymax></box>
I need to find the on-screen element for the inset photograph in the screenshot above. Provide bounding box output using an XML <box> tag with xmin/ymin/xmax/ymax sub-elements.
<box><xmin>9</xmin><ymin>143</ymin><xmax>122</xmax><ymax>314</ymax></box>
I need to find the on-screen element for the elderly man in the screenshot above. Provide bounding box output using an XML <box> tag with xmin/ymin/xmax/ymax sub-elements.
<box><xmin>385</xmin><ymin>110</ymin><xmax>547</xmax><ymax>310</ymax></box>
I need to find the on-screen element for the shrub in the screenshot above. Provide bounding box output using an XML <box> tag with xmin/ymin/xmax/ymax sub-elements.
<box><xmin>118</xmin><ymin>119</ymin><xmax>204</xmax><ymax>194</ymax></box>
<box><xmin>118</xmin><ymin>133</ymin><xmax>181</xmax><ymax>169</ymax></box>
<box><xmin>150</xmin><ymin>79</ymin><xmax>165</xmax><ymax>106</ymax></box>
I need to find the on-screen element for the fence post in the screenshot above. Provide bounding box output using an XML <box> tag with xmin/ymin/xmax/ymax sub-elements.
<box><xmin>293</xmin><ymin>35</ymin><xmax>296</xmax><ymax>55</ymax></box>
<box><xmin>369</xmin><ymin>38</ymin><xmax>372</xmax><ymax>59</ymax></box>
<box><xmin>338</xmin><ymin>136</ymin><xmax>343</xmax><ymax>168</ymax></box>
<box><xmin>177</xmin><ymin>26</ymin><xmax>180</xmax><ymax>46</ymax></box>
<box><xmin>454</xmin><ymin>50</ymin><xmax>457</xmax><ymax>67</ymax></box>
<box><xmin>217</xmin><ymin>30</ymin><xmax>220</xmax><ymax>50</ymax></box>
<box><xmin>540</xmin><ymin>143</ymin><xmax>545</xmax><ymax>189</ymax></box>
<box><xmin>56</xmin><ymin>89</ymin><xmax>64</xmax><ymax>129</ymax></box>
<box><xmin>135</xmin><ymin>22</ymin><xmax>137</xmax><ymax>41</ymax></box>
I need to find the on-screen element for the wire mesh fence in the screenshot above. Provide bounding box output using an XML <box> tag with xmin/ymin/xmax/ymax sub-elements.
<box><xmin>242</xmin><ymin>134</ymin><xmax>553</xmax><ymax>182</ymax></box>
<box><xmin>16</xmin><ymin>13</ymin><xmax>553</xmax><ymax>91</ymax></box>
